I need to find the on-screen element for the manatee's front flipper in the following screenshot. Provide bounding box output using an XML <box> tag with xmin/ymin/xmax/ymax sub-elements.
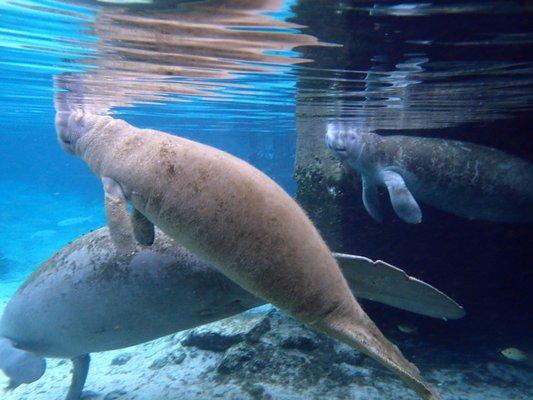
<box><xmin>0</xmin><ymin>337</ymin><xmax>46</xmax><ymax>390</ymax></box>
<box><xmin>102</xmin><ymin>177</ymin><xmax>135</xmax><ymax>252</ymax></box>
<box><xmin>361</xmin><ymin>175</ymin><xmax>382</xmax><ymax>222</ymax></box>
<box><xmin>131</xmin><ymin>208</ymin><xmax>155</xmax><ymax>246</ymax></box>
<box><xmin>334</xmin><ymin>253</ymin><xmax>465</xmax><ymax>320</ymax></box>
<box><xmin>381</xmin><ymin>170</ymin><xmax>422</xmax><ymax>224</ymax></box>
<box><xmin>65</xmin><ymin>354</ymin><xmax>90</xmax><ymax>400</ymax></box>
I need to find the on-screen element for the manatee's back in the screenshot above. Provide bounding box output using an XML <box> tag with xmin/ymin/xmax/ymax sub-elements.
<box><xmin>97</xmin><ymin>125</ymin><xmax>354</xmax><ymax>325</ymax></box>
<box><xmin>385</xmin><ymin>135</ymin><xmax>533</xmax><ymax>222</ymax></box>
<box><xmin>0</xmin><ymin>228</ymin><xmax>260</xmax><ymax>358</ymax></box>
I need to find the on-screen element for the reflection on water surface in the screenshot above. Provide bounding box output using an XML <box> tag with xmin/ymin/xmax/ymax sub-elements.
<box><xmin>1</xmin><ymin>0</ymin><xmax>531</xmax><ymax>133</ymax></box>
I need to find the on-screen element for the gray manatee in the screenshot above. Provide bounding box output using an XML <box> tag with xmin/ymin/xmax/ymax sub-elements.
<box><xmin>326</xmin><ymin>121</ymin><xmax>533</xmax><ymax>224</ymax></box>
<box><xmin>55</xmin><ymin>85</ymin><xmax>440</xmax><ymax>398</ymax></box>
<box><xmin>0</xmin><ymin>227</ymin><xmax>464</xmax><ymax>399</ymax></box>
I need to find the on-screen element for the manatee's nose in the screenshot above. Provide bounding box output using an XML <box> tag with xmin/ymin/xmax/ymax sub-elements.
<box><xmin>55</xmin><ymin>112</ymin><xmax>69</xmax><ymax>142</ymax></box>
<box><xmin>56</xmin><ymin>110</ymin><xmax>86</xmax><ymax>155</ymax></box>
<box><xmin>325</xmin><ymin>123</ymin><xmax>348</xmax><ymax>155</ymax></box>
<box><xmin>325</xmin><ymin>123</ymin><xmax>339</xmax><ymax>146</ymax></box>
<box><xmin>55</xmin><ymin>111</ymin><xmax>75</xmax><ymax>154</ymax></box>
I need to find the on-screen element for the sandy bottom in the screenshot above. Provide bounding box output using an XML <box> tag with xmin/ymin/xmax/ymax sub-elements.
<box><xmin>0</xmin><ymin>302</ymin><xmax>531</xmax><ymax>400</ymax></box>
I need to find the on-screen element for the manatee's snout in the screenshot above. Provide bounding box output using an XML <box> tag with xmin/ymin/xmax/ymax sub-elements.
<box><xmin>55</xmin><ymin>111</ymin><xmax>73</xmax><ymax>154</ymax></box>
<box><xmin>55</xmin><ymin>110</ymin><xmax>85</xmax><ymax>155</ymax></box>
<box><xmin>325</xmin><ymin>121</ymin><xmax>350</xmax><ymax>159</ymax></box>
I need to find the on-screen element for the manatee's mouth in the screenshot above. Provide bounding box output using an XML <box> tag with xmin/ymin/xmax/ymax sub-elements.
<box><xmin>58</xmin><ymin>135</ymin><xmax>76</xmax><ymax>155</ymax></box>
<box><xmin>326</xmin><ymin>141</ymin><xmax>347</xmax><ymax>153</ymax></box>
<box><xmin>332</xmin><ymin>146</ymin><xmax>347</xmax><ymax>154</ymax></box>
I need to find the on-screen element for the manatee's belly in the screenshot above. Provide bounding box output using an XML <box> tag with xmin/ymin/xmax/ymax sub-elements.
<box><xmin>125</xmin><ymin>147</ymin><xmax>348</xmax><ymax>322</ymax></box>
<box><xmin>89</xmin><ymin>121</ymin><xmax>369</xmax><ymax>324</ymax></box>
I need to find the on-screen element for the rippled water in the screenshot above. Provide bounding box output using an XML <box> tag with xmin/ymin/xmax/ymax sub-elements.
<box><xmin>2</xmin><ymin>0</ymin><xmax>532</xmax><ymax>130</ymax></box>
<box><xmin>1</xmin><ymin>0</ymin><xmax>312</xmax><ymax>132</ymax></box>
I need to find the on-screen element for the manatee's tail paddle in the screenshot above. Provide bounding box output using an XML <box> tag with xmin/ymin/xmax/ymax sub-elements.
<box><xmin>335</xmin><ymin>252</ymin><xmax>465</xmax><ymax>320</ymax></box>
<box><xmin>0</xmin><ymin>337</ymin><xmax>46</xmax><ymax>390</ymax></box>
<box><xmin>65</xmin><ymin>354</ymin><xmax>91</xmax><ymax>400</ymax></box>
<box><xmin>315</xmin><ymin>303</ymin><xmax>440</xmax><ymax>400</ymax></box>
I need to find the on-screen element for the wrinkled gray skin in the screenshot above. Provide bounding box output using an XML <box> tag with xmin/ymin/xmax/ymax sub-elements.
<box><xmin>326</xmin><ymin>121</ymin><xmax>533</xmax><ymax>224</ymax></box>
<box><xmin>0</xmin><ymin>229</ymin><xmax>261</xmax><ymax>358</ymax></box>
<box><xmin>0</xmin><ymin>228</ymin><xmax>261</xmax><ymax>399</ymax></box>
<box><xmin>0</xmin><ymin>228</ymin><xmax>464</xmax><ymax>399</ymax></box>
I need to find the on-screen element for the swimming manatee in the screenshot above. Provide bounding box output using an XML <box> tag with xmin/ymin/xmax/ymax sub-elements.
<box><xmin>0</xmin><ymin>227</ymin><xmax>464</xmax><ymax>399</ymax></box>
<box><xmin>55</xmin><ymin>97</ymin><xmax>439</xmax><ymax>398</ymax></box>
<box><xmin>326</xmin><ymin>121</ymin><xmax>533</xmax><ymax>224</ymax></box>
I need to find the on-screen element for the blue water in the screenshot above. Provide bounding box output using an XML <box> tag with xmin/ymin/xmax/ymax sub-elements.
<box><xmin>0</xmin><ymin>0</ymin><xmax>532</xmax><ymax>399</ymax></box>
<box><xmin>0</xmin><ymin>0</ymin><xmax>301</xmax><ymax>287</ymax></box>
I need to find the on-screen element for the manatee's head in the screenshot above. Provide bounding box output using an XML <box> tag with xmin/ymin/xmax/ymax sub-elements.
<box><xmin>55</xmin><ymin>107</ymin><xmax>87</xmax><ymax>156</ymax></box>
<box><xmin>54</xmin><ymin>82</ymin><xmax>90</xmax><ymax>156</ymax></box>
<box><xmin>0</xmin><ymin>337</ymin><xmax>46</xmax><ymax>390</ymax></box>
<box><xmin>54</xmin><ymin>74</ymin><xmax>88</xmax><ymax>155</ymax></box>
<box><xmin>325</xmin><ymin>121</ymin><xmax>365</xmax><ymax>162</ymax></box>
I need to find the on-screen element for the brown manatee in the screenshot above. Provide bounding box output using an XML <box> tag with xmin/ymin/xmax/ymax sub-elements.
<box><xmin>54</xmin><ymin>97</ymin><xmax>440</xmax><ymax>398</ymax></box>
<box><xmin>0</xmin><ymin>227</ymin><xmax>464</xmax><ymax>399</ymax></box>
<box><xmin>326</xmin><ymin>121</ymin><xmax>533</xmax><ymax>224</ymax></box>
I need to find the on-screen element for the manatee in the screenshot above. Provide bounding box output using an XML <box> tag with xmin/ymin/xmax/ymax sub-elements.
<box><xmin>55</xmin><ymin>101</ymin><xmax>439</xmax><ymax>398</ymax></box>
<box><xmin>326</xmin><ymin>121</ymin><xmax>533</xmax><ymax>224</ymax></box>
<box><xmin>0</xmin><ymin>227</ymin><xmax>463</xmax><ymax>399</ymax></box>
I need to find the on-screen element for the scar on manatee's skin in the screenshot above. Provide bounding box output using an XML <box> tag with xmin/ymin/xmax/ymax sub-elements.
<box><xmin>167</xmin><ymin>163</ymin><xmax>176</xmax><ymax>178</ymax></box>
